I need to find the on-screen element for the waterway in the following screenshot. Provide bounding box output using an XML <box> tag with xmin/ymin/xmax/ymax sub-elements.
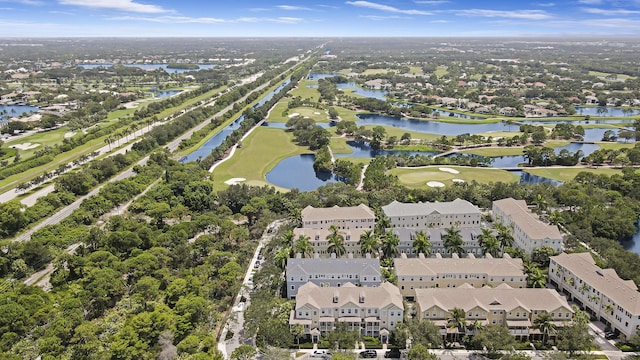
<box><xmin>180</xmin><ymin>80</ymin><xmax>291</xmax><ymax>163</ymax></box>
<box><xmin>0</xmin><ymin>104</ymin><xmax>40</xmax><ymax>122</ymax></box>
<box><xmin>622</xmin><ymin>223</ymin><xmax>640</xmax><ymax>255</ymax></box>
<box><xmin>575</xmin><ymin>106</ymin><xmax>640</xmax><ymax>117</ymax></box>
<box><xmin>78</xmin><ymin>63</ymin><xmax>217</xmax><ymax>74</ymax></box>
<box><xmin>148</xmin><ymin>90</ymin><xmax>182</xmax><ymax>99</ymax></box>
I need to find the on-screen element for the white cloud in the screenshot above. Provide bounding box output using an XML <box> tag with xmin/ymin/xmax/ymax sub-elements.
<box><xmin>276</xmin><ymin>5</ymin><xmax>312</xmax><ymax>11</ymax></box>
<box><xmin>346</xmin><ymin>1</ymin><xmax>432</xmax><ymax>15</ymax></box>
<box><xmin>577</xmin><ymin>0</ymin><xmax>602</xmax><ymax>4</ymax></box>
<box><xmin>536</xmin><ymin>2</ymin><xmax>556</xmax><ymax>7</ymax></box>
<box><xmin>584</xmin><ymin>17</ymin><xmax>640</xmax><ymax>29</ymax></box>
<box><xmin>455</xmin><ymin>9</ymin><xmax>552</xmax><ymax>20</ymax></box>
<box><xmin>59</xmin><ymin>0</ymin><xmax>169</xmax><ymax>14</ymax></box>
<box><xmin>359</xmin><ymin>14</ymin><xmax>403</xmax><ymax>20</ymax></box>
<box><xmin>581</xmin><ymin>7</ymin><xmax>640</xmax><ymax>15</ymax></box>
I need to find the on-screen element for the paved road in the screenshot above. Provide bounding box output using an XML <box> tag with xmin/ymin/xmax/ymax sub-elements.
<box><xmin>10</xmin><ymin>72</ymin><xmax>275</xmax><ymax>243</ymax></box>
<box><xmin>218</xmin><ymin>220</ymin><xmax>285</xmax><ymax>359</ymax></box>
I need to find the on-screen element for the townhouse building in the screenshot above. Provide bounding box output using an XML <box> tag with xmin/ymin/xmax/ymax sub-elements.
<box><xmin>382</xmin><ymin>199</ymin><xmax>481</xmax><ymax>229</ymax></box>
<box><xmin>415</xmin><ymin>284</ymin><xmax>573</xmax><ymax>341</ymax></box>
<box><xmin>286</xmin><ymin>255</ymin><xmax>381</xmax><ymax>299</ymax></box>
<box><xmin>549</xmin><ymin>252</ymin><xmax>640</xmax><ymax>340</ymax></box>
<box><xmin>293</xmin><ymin>227</ymin><xmax>368</xmax><ymax>258</ymax></box>
<box><xmin>290</xmin><ymin>282</ymin><xmax>404</xmax><ymax>338</ymax></box>
<box><xmin>301</xmin><ymin>204</ymin><xmax>376</xmax><ymax>230</ymax></box>
<box><xmin>492</xmin><ymin>198</ymin><xmax>563</xmax><ymax>255</ymax></box>
<box><xmin>392</xmin><ymin>227</ymin><xmax>484</xmax><ymax>257</ymax></box>
<box><xmin>394</xmin><ymin>253</ymin><xmax>526</xmax><ymax>299</ymax></box>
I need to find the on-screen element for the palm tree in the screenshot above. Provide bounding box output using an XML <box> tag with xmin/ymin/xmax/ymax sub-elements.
<box><xmin>358</xmin><ymin>230</ymin><xmax>380</xmax><ymax>257</ymax></box>
<box><xmin>327</xmin><ymin>225</ymin><xmax>346</xmax><ymax>257</ymax></box>
<box><xmin>412</xmin><ymin>230</ymin><xmax>431</xmax><ymax>256</ymax></box>
<box><xmin>533</xmin><ymin>312</ymin><xmax>556</xmax><ymax>345</ymax></box>
<box><xmin>281</xmin><ymin>230</ymin><xmax>295</xmax><ymax>257</ymax></box>
<box><xmin>468</xmin><ymin>319</ymin><xmax>484</xmax><ymax>335</ymax></box>
<box><xmin>380</xmin><ymin>230</ymin><xmax>400</xmax><ymax>260</ymax></box>
<box><xmin>274</xmin><ymin>248</ymin><xmax>290</xmax><ymax>270</ymax></box>
<box><xmin>494</xmin><ymin>221</ymin><xmax>514</xmax><ymax>251</ymax></box>
<box><xmin>477</xmin><ymin>228</ymin><xmax>494</xmax><ymax>249</ymax></box>
<box><xmin>527</xmin><ymin>267</ymin><xmax>547</xmax><ymax>288</ymax></box>
<box><xmin>104</xmin><ymin>136</ymin><xmax>112</xmax><ymax>151</ymax></box>
<box><xmin>443</xmin><ymin>226</ymin><xmax>465</xmax><ymax>257</ymax></box>
<box><xmin>447</xmin><ymin>307</ymin><xmax>466</xmax><ymax>343</ymax></box>
<box><xmin>375</xmin><ymin>214</ymin><xmax>391</xmax><ymax>234</ymax></box>
<box><xmin>603</xmin><ymin>303</ymin><xmax>614</xmax><ymax>315</ymax></box>
<box><xmin>295</xmin><ymin>234</ymin><xmax>314</xmax><ymax>258</ymax></box>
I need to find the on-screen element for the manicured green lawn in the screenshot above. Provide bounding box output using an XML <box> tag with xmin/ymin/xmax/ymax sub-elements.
<box><xmin>267</xmin><ymin>100</ymin><xmax>291</xmax><ymax>122</ymax></box>
<box><xmin>389</xmin><ymin>166</ymin><xmax>519</xmax><ymax>188</ymax></box>
<box><xmin>408</xmin><ymin>66</ymin><xmax>423</xmax><ymax>75</ymax></box>
<box><xmin>288</xmin><ymin>107</ymin><xmax>329</xmax><ymax>122</ymax></box>
<box><xmin>434</xmin><ymin>66</ymin><xmax>449</xmax><ymax>78</ymax></box>
<box><xmin>212</xmin><ymin>127</ymin><xmax>309</xmax><ymax>191</ymax></box>
<box><xmin>330</xmin><ymin>137</ymin><xmax>353</xmax><ymax>154</ymax></box>
<box><xmin>289</xmin><ymin>80</ymin><xmax>320</xmax><ymax>101</ymax></box>
<box><xmin>335</xmin><ymin>106</ymin><xmax>360</xmax><ymax>122</ymax></box>
<box><xmin>461</xmin><ymin>147</ymin><xmax>524</xmax><ymax>157</ymax></box>
<box><xmin>524</xmin><ymin>167</ymin><xmax>622</xmax><ymax>182</ymax></box>
<box><xmin>596</xmin><ymin>142</ymin><xmax>636</xmax><ymax>150</ymax></box>
<box><xmin>5</xmin><ymin>127</ymin><xmax>69</xmax><ymax>159</ymax></box>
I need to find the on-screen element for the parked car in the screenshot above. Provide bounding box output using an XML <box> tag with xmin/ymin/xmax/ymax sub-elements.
<box><xmin>384</xmin><ymin>348</ymin><xmax>401</xmax><ymax>358</ymax></box>
<box><xmin>254</xmin><ymin>261</ymin><xmax>260</xmax><ymax>269</ymax></box>
<box><xmin>360</xmin><ymin>349</ymin><xmax>377</xmax><ymax>358</ymax></box>
<box><xmin>233</xmin><ymin>302</ymin><xmax>245</xmax><ymax>312</ymax></box>
<box><xmin>310</xmin><ymin>350</ymin><xmax>330</xmax><ymax>358</ymax></box>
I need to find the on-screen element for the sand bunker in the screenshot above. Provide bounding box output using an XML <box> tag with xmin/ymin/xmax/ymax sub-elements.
<box><xmin>64</xmin><ymin>131</ymin><xmax>76</xmax><ymax>138</ymax></box>
<box><xmin>224</xmin><ymin>177</ymin><xmax>246</xmax><ymax>185</ymax></box>
<box><xmin>439</xmin><ymin>167</ymin><xmax>460</xmax><ymax>174</ymax></box>
<box><xmin>453</xmin><ymin>179</ymin><xmax>466</xmax><ymax>183</ymax></box>
<box><xmin>11</xmin><ymin>142</ymin><xmax>40</xmax><ymax>150</ymax></box>
<box><xmin>427</xmin><ymin>181</ymin><xmax>445</xmax><ymax>188</ymax></box>
<box><xmin>314</xmin><ymin>112</ymin><xmax>320</xmax><ymax>115</ymax></box>
<box><xmin>288</xmin><ymin>112</ymin><xmax>300</xmax><ymax>118</ymax></box>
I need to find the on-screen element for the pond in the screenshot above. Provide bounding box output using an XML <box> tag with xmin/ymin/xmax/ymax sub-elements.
<box><xmin>0</xmin><ymin>104</ymin><xmax>40</xmax><ymax>122</ymax></box>
<box><xmin>335</xmin><ymin>140</ymin><xmax>438</xmax><ymax>158</ymax></box>
<box><xmin>622</xmin><ymin>222</ymin><xmax>640</xmax><ymax>255</ymax></box>
<box><xmin>148</xmin><ymin>90</ymin><xmax>182</xmax><ymax>99</ymax></box>
<box><xmin>355</xmin><ymin>113</ymin><xmax>516</xmax><ymax>135</ymax></box>
<box><xmin>575</xmin><ymin>106</ymin><xmax>640</xmax><ymax>117</ymax></box>
<box><xmin>78</xmin><ymin>63</ymin><xmax>217</xmax><ymax>74</ymax></box>
<box><xmin>307</xmin><ymin>73</ymin><xmax>341</xmax><ymax>80</ymax></box>
<box><xmin>180</xmin><ymin>80</ymin><xmax>291</xmax><ymax>163</ymax></box>
<box><xmin>265</xmin><ymin>154</ymin><xmax>340</xmax><ymax>191</ymax></box>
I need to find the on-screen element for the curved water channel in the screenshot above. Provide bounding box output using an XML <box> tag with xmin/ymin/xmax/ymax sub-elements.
<box><xmin>0</xmin><ymin>104</ymin><xmax>40</xmax><ymax>123</ymax></box>
<box><xmin>179</xmin><ymin>80</ymin><xmax>291</xmax><ymax>163</ymax></box>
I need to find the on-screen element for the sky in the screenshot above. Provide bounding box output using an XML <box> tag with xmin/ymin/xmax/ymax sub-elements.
<box><xmin>0</xmin><ymin>0</ymin><xmax>640</xmax><ymax>37</ymax></box>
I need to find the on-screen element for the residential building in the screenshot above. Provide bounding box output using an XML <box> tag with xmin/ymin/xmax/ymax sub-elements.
<box><xmin>290</xmin><ymin>282</ymin><xmax>404</xmax><ymax>337</ymax></box>
<box><xmin>415</xmin><ymin>284</ymin><xmax>573</xmax><ymax>340</ymax></box>
<box><xmin>549</xmin><ymin>252</ymin><xmax>640</xmax><ymax>340</ymax></box>
<box><xmin>381</xmin><ymin>199</ymin><xmax>481</xmax><ymax>229</ymax></box>
<box><xmin>394</xmin><ymin>253</ymin><xmax>526</xmax><ymax>299</ymax></box>
<box><xmin>392</xmin><ymin>227</ymin><xmax>484</xmax><ymax>257</ymax></box>
<box><xmin>286</xmin><ymin>255</ymin><xmax>381</xmax><ymax>299</ymax></box>
<box><xmin>293</xmin><ymin>227</ymin><xmax>368</xmax><ymax>258</ymax></box>
<box><xmin>301</xmin><ymin>204</ymin><xmax>376</xmax><ymax>230</ymax></box>
<box><xmin>492</xmin><ymin>198</ymin><xmax>563</xmax><ymax>255</ymax></box>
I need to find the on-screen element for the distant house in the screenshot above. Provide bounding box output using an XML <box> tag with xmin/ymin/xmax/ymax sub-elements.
<box><xmin>492</xmin><ymin>198</ymin><xmax>563</xmax><ymax>255</ymax></box>
<box><xmin>286</xmin><ymin>255</ymin><xmax>381</xmax><ymax>299</ymax></box>
<box><xmin>394</xmin><ymin>253</ymin><xmax>526</xmax><ymax>299</ymax></box>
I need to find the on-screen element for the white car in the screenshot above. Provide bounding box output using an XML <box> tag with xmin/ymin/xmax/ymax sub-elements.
<box><xmin>310</xmin><ymin>350</ymin><xmax>330</xmax><ymax>358</ymax></box>
<box><xmin>233</xmin><ymin>302</ymin><xmax>245</xmax><ymax>312</ymax></box>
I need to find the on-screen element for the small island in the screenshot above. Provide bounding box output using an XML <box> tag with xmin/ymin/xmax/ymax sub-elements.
<box><xmin>166</xmin><ymin>63</ymin><xmax>200</xmax><ymax>70</ymax></box>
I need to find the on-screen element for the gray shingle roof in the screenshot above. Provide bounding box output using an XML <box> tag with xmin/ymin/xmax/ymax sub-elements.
<box><xmin>287</xmin><ymin>257</ymin><xmax>381</xmax><ymax>278</ymax></box>
<box><xmin>296</xmin><ymin>281</ymin><xmax>403</xmax><ymax>310</ymax></box>
<box><xmin>301</xmin><ymin>204</ymin><xmax>375</xmax><ymax>222</ymax></box>
<box><xmin>493</xmin><ymin>198</ymin><xmax>562</xmax><ymax>240</ymax></box>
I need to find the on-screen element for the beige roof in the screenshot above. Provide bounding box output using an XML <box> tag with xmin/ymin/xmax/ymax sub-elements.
<box><xmin>394</xmin><ymin>255</ymin><xmax>524</xmax><ymax>278</ymax></box>
<box><xmin>382</xmin><ymin>198</ymin><xmax>480</xmax><ymax>218</ymax></box>
<box><xmin>551</xmin><ymin>252</ymin><xmax>640</xmax><ymax>315</ymax></box>
<box><xmin>296</xmin><ymin>282</ymin><xmax>403</xmax><ymax>311</ymax></box>
<box><xmin>415</xmin><ymin>284</ymin><xmax>572</xmax><ymax>314</ymax></box>
<box><xmin>294</xmin><ymin>227</ymin><xmax>368</xmax><ymax>243</ymax></box>
<box><xmin>301</xmin><ymin>204</ymin><xmax>375</xmax><ymax>223</ymax></box>
<box><xmin>493</xmin><ymin>198</ymin><xmax>562</xmax><ymax>240</ymax></box>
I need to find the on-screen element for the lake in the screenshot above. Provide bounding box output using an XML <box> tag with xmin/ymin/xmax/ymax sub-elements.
<box><xmin>148</xmin><ymin>90</ymin><xmax>182</xmax><ymax>99</ymax></box>
<box><xmin>355</xmin><ymin>113</ymin><xmax>515</xmax><ymax>135</ymax></box>
<box><xmin>622</xmin><ymin>222</ymin><xmax>640</xmax><ymax>255</ymax></box>
<box><xmin>79</xmin><ymin>63</ymin><xmax>217</xmax><ymax>74</ymax></box>
<box><xmin>180</xmin><ymin>80</ymin><xmax>291</xmax><ymax>163</ymax></box>
<box><xmin>575</xmin><ymin>106</ymin><xmax>640</xmax><ymax>117</ymax></box>
<box><xmin>0</xmin><ymin>104</ymin><xmax>40</xmax><ymax>122</ymax></box>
